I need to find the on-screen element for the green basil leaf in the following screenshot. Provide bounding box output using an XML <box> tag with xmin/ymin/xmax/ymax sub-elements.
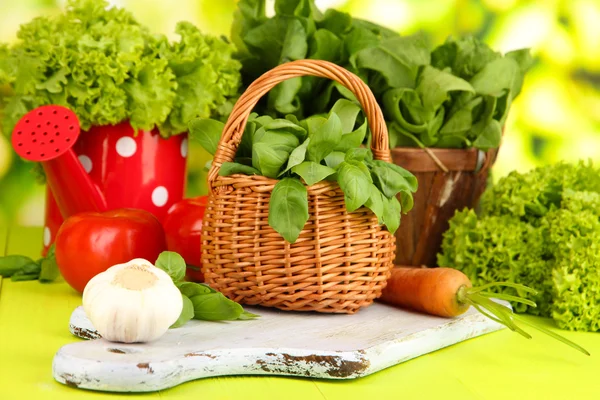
<box><xmin>263</xmin><ymin>119</ymin><xmax>308</xmax><ymax>141</ymax></box>
<box><xmin>382</xmin><ymin>195</ymin><xmax>401</xmax><ymax>234</ymax></box>
<box><xmin>307</xmin><ymin>112</ymin><xmax>343</xmax><ymax>162</ymax></box>
<box><xmin>371</xmin><ymin>160</ymin><xmax>418</xmax><ymax>192</ymax></box>
<box><xmin>171</xmin><ymin>295</ymin><xmax>194</xmax><ymax>328</ymax></box>
<box><xmin>238</xmin><ymin>310</ymin><xmax>260</xmax><ymax>320</ymax></box>
<box><xmin>416</xmin><ymin>65</ymin><xmax>474</xmax><ymax>112</ymax></box>
<box><xmin>190</xmin><ymin>292</ymin><xmax>244</xmax><ymax>321</ymax></box>
<box><xmin>365</xmin><ymin>184</ymin><xmax>385</xmax><ymax>223</ymax></box>
<box><xmin>292</xmin><ymin>161</ymin><xmax>336</xmax><ymax>186</ymax></box>
<box><xmin>344</xmin><ymin>148</ymin><xmax>369</xmax><ymax>163</ymax></box>
<box><xmin>399</xmin><ymin>191</ymin><xmax>415</xmax><ymax>214</ymax></box>
<box><xmin>219</xmin><ymin>162</ymin><xmax>261</xmax><ymax>176</ymax></box>
<box><xmin>176</xmin><ymin>282</ymin><xmax>213</xmax><ymax>298</ymax></box>
<box><xmin>155</xmin><ymin>251</ymin><xmax>186</xmax><ymax>282</ymax></box>
<box><xmin>269</xmin><ymin>178</ymin><xmax>309</xmax><ymax>243</ymax></box>
<box><xmin>335</xmin><ymin>120</ymin><xmax>368</xmax><ymax>152</ymax></box>
<box><xmin>338</xmin><ymin>161</ymin><xmax>372</xmax><ymax>212</ymax></box>
<box><xmin>324</xmin><ymin>151</ymin><xmax>346</xmax><ymax>170</ymax></box>
<box><xmin>279</xmin><ymin>138</ymin><xmax>310</xmax><ymax>177</ymax></box>
<box><xmin>370</xmin><ymin>163</ymin><xmax>415</xmax><ymax>198</ymax></box>
<box><xmin>253</xmin><ymin>130</ymin><xmax>300</xmax><ymax>152</ymax></box>
<box><xmin>0</xmin><ymin>255</ymin><xmax>35</xmax><ymax>277</ymax></box>
<box><xmin>39</xmin><ymin>244</ymin><xmax>59</xmax><ymax>283</ymax></box>
<box><xmin>330</xmin><ymin>99</ymin><xmax>361</xmax><ymax>133</ymax></box>
<box><xmin>252</xmin><ymin>143</ymin><xmax>291</xmax><ymax>178</ymax></box>
<box><xmin>473</xmin><ymin>119</ymin><xmax>502</xmax><ymax>151</ymax></box>
<box><xmin>11</xmin><ymin>261</ymin><xmax>41</xmax><ymax>282</ymax></box>
<box><xmin>188</xmin><ymin>118</ymin><xmax>224</xmax><ymax>156</ymax></box>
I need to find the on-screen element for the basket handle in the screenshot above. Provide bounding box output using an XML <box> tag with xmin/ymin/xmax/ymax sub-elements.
<box><xmin>208</xmin><ymin>59</ymin><xmax>391</xmax><ymax>191</ymax></box>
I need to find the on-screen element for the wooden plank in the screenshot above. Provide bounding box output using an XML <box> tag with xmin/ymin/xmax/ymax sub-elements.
<box><xmin>54</xmin><ymin>303</ymin><xmax>505</xmax><ymax>392</ymax></box>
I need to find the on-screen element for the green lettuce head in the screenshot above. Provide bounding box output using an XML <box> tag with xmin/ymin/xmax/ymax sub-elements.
<box><xmin>0</xmin><ymin>0</ymin><xmax>241</xmax><ymax>137</ymax></box>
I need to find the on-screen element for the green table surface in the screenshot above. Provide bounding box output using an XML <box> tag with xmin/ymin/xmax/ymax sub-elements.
<box><xmin>0</xmin><ymin>226</ymin><xmax>598</xmax><ymax>399</ymax></box>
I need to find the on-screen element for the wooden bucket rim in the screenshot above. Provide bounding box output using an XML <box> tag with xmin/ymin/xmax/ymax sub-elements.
<box><xmin>391</xmin><ymin>147</ymin><xmax>499</xmax><ymax>173</ymax></box>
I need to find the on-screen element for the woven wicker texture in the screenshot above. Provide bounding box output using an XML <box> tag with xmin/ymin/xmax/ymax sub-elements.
<box><xmin>202</xmin><ymin>60</ymin><xmax>396</xmax><ymax>314</ymax></box>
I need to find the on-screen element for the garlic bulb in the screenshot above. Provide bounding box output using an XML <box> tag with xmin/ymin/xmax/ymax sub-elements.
<box><xmin>82</xmin><ymin>258</ymin><xmax>183</xmax><ymax>343</ymax></box>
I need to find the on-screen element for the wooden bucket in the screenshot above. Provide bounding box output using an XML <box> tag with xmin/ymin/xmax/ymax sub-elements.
<box><xmin>391</xmin><ymin>146</ymin><xmax>499</xmax><ymax>267</ymax></box>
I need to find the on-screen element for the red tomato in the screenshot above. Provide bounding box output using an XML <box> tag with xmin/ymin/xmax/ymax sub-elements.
<box><xmin>55</xmin><ymin>208</ymin><xmax>167</xmax><ymax>293</ymax></box>
<box><xmin>163</xmin><ymin>196</ymin><xmax>208</xmax><ymax>282</ymax></box>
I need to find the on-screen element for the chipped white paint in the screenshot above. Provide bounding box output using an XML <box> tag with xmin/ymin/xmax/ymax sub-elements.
<box><xmin>438</xmin><ymin>171</ymin><xmax>461</xmax><ymax>207</ymax></box>
<box><xmin>53</xmin><ymin>303</ymin><xmax>506</xmax><ymax>393</ymax></box>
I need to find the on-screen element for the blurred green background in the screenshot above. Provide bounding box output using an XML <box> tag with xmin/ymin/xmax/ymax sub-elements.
<box><xmin>0</xmin><ymin>0</ymin><xmax>599</xmax><ymax>228</ymax></box>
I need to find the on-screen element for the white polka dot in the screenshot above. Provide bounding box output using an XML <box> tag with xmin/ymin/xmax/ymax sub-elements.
<box><xmin>115</xmin><ymin>136</ymin><xmax>137</xmax><ymax>157</ymax></box>
<box><xmin>180</xmin><ymin>138</ymin><xmax>188</xmax><ymax>158</ymax></box>
<box><xmin>78</xmin><ymin>155</ymin><xmax>93</xmax><ymax>173</ymax></box>
<box><xmin>151</xmin><ymin>186</ymin><xmax>169</xmax><ymax>207</ymax></box>
<box><xmin>43</xmin><ymin>227</ymin><xmax>51</xmax><ymax>247</ymax></box>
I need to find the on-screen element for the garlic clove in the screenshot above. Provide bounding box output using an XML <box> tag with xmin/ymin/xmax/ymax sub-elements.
<box><xmin>82</xmin><ymin>258</ymin><xmax>183</xmax><ymax>343</ymax></box>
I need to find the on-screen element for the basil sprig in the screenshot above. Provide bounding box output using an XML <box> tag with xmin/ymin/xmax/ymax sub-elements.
<box><xmin>154</xmin><ymin>252</ymin><xmax>259</xmax><ymax>328</ymax></box>
<box><xmin>189</xmin><ymin>99</ymin><xmax>418</xmax><ymax>243</ymax></box>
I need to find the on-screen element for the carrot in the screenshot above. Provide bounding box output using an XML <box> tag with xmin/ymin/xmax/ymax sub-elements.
<box><xmin>380</xmin><ymin>267</ymin><xmax>590</xmax><ymax>356</ymax></box>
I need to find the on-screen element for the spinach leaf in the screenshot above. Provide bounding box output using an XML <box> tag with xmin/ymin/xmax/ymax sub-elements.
<box><xmin>309</xmin><ymin>29</ymin><xmax>343</xmax><ymax>62</ymax></box>
<box><xmin>171</xmin><ymin>295</ymin><xmax>194</xmax><ymax>328</ymax></box>
<box><xmin>354</xmin><ymin>34</ymin><xmax>430</xmax><ymax>88</ymax></box>
<box><xmin>337</xmin><ymin>161</ymin><xmax>372</xmax><ymax>212</ymax></box>
<box><xmin>306</xmin><ymin>112</ymin><xmax>343</xmax><ymax>162</ymax></box>
<box><xmin>469</xmin><ymin>57</ymin><xmax>521</xmax><ymax>97</ymax></box>
<box><xmin>292</xmin><ymin>161</ymin><xmax>336</xmax><ymax>186</ymax></box>
<box><xmin>269</xmin><ymin>178</ymin><xmax>309</xmax><ymax>243</ymax></box>
<box><xmin>416</xmin><ymin>66</ymin><xmax>474</xmax><ymax>113</ymax></box>
<box><xmin>188</xmin><ymin>118</ymin><xmax>224</xmax><ymax>156</ymax></box>
<box><xmin>155</xmin><ymin>251</ymin><xmax>186</xmax><ymax>282</ymax></box>
<box><xmin>219</xmin><ymin>162</ymin><xmax>261</xmax><ymax>176</ymax></box>
<box><xmin>472</xmin><ymin>119</ymin><xmax>502</xmax><ymax>151</ymax></box>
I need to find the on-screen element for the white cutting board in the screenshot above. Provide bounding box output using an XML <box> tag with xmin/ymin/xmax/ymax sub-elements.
<box><xmin>53</xmin><ymin>303</ymin><xmax>505</xmax><ymax>392</ymax></box>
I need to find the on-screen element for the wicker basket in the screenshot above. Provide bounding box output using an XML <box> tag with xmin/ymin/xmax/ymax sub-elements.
<box><xmin>201</xmin><ymin>60</ymin><xmax>396</xmax><ymax>314</ymax></box>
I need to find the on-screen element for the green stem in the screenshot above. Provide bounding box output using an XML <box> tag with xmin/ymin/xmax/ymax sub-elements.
<box><xmin>456</xmin><ymin>284</ymin><xmax>589</xmax><ymax>356</ymax></box>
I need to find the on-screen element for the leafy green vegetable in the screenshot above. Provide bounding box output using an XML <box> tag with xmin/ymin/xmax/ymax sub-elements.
<box><xmin>292</xmin><ymin>161</ymin><xmax>335</xmax><ymax>185</ymax></box>
<box><xmin>0</xmin><ymin>255</ymin><xmax>35</xmax><ymax>277</ymax></box>
<box><xmin>0</xmin><ymin>0</ymin><xmax>241</xmax><ymax>138</ymax></box>
<box><xmin>171</xmin><ymin>295</ymin><xmax>194</xmax><ymax>328</ymax></box>
<box><xmin>439</xmin><ymin>161</ymin><xmax>600</xmax><ymax>332</ymax></box>
<box><xmin>155</xmin><ymin>253</ymin><xmax>258</xmax><ymax>325</ymax></box>
<box><xmin>188</xmin><ymin>119</ymin><xmax>225</xmax><ymax>155</ymax></box>
<box><xmin>231</xmin><ymin>0</ymin><xmax>531</xmax><ymax>151</ymax></box>
<box><xmin>219</xmin><ymin>162</ymin><xmax>260</xmax><ymax>176</ymax></box>
<box><xmin>269</xmin><ymin>178</ymin><xmax>309</xmax><ymax>243</ymax></box>
<box><xmin>39</xmin><ymin>245</ymin><xmax>60</xmax><ymax>282</ymax></box>
<box><xmin>155</xmin><ymin>251</ymin><xmax>186</xmax><ymax>282</ymax></box>
<box><xmin>191</xmin><ymin>99</ymin><xmax>416</xmax><ymax>243</ymax></box>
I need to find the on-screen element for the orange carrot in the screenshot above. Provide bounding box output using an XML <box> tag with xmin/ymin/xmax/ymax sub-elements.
<box><xmin>380</xmin><ymin>267</ymin><xmax>472</xmax><ymax>318</ymax></box>
<box><xmin>379</xmin><ymin>266</ymin><xmax>590</xmax><ymax>356</ymax></box>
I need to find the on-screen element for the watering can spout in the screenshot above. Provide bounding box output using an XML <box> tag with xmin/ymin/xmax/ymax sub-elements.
<box><xmin>11</xmin><ymin>105</ymin><xmax>108</xmax><ymax>218</ymax></box>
